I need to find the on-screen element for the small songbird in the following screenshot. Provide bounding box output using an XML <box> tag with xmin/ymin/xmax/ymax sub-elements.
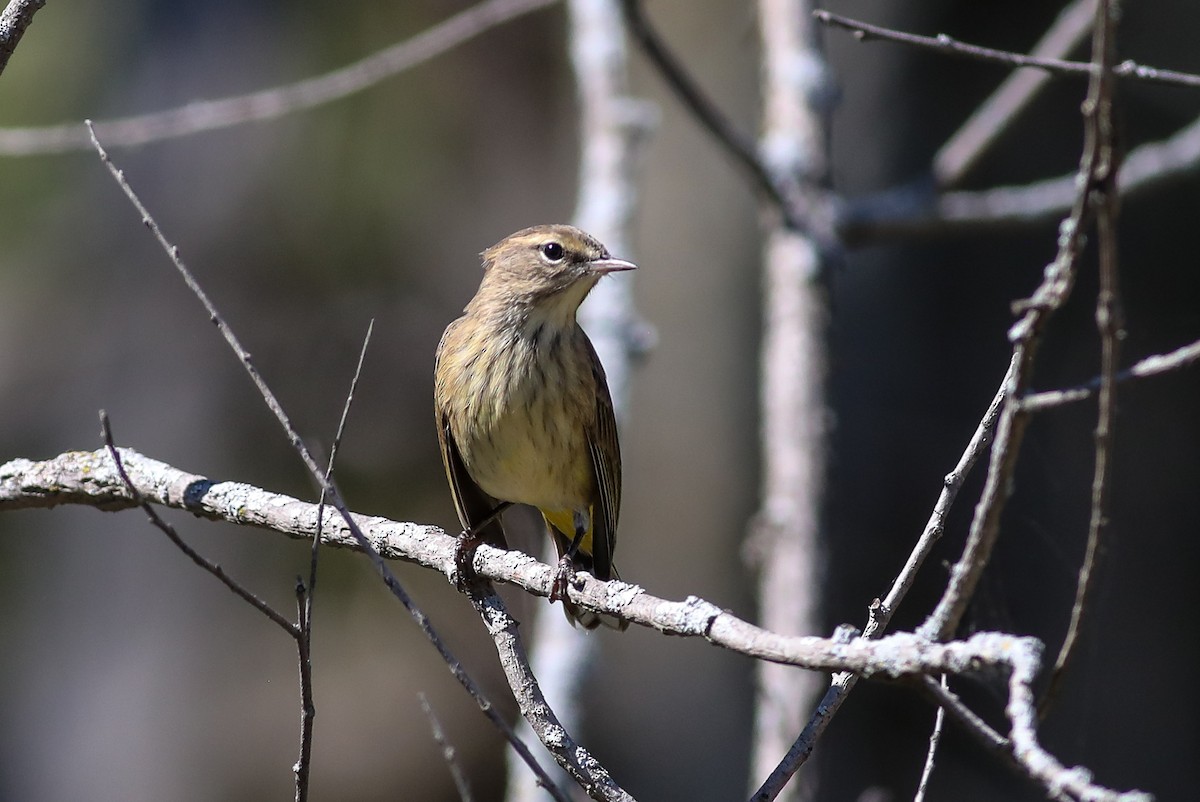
<box><xmin>434</xmin><ymin>224</ymin><xmax>635</xmax><ymax>630</ymax></box>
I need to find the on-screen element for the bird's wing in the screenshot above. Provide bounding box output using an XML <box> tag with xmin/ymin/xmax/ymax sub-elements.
<box><xmin>584</xmin><ymin>337</ymin><xmax>622</xmax><ymax>581</ymax></box>
<box><xmin>435</xmin><ymin>325</ymin><xmax>508</xmax><ymax>549</ymax></box>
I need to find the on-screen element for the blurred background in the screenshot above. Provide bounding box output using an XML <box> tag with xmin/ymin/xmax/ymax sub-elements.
<box><xmin>0</xmin><ymin>1</ymin><xmax>1197</xmax><ymax>800</ymax></box>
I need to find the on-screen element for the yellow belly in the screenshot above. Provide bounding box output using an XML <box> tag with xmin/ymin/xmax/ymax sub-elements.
<box><xmin>457</xmin><ymin>378</ymin><xmax>595</xmax><ymax>512</ymax></box>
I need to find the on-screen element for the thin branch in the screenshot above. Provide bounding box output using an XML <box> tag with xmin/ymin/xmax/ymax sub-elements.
<box><xmin>469</xmin><ymin>585</ymin><xmax>627</xmax><ymax>802</ymax></box>
<box><xmin>814</xmin><ymin>9</ymin><xmax>1200</xmax><ymax>89</ymax></box>
<box><xmin>914</xmin><ymin>674</ymin><xmax>1009</xmax><ymax>758</ymax></box>
<box><xmin>84</xmin><ymin>126</ymin><xmax>579</xmax><ymax>800</ymax></box>
<box><xmin>99</xmin><ymin>412</ymin><xmax>298</xmax><ymax>636</ymax></box>
<box><xmin>841</xmin><ymin>111</ymin><xmax>1200</xmax><ymax>242</ymax></box>
<box><xmin>0</xmin><ymin>0</ymin><xmax>557</xmax><ymax>155</ymax></box>
<box><xmin>869</xmin><ymin>354</ymin><xmax>1017</xmax><ymax>640</ymax></box>
<box><xmin>293</xmin><ymin>582</ymin><xmax>316</xmax><ymax>802</ymax></box>
<box><xmin>918</xmin><ymin>0</ymin><xmax>1120</xmax><ymax>643</ymax></box>
<box><xmin>933</xmin><ymin>0</ymin><xmax>1095</xmax><ymax>188</ymax></box>
<box><xmin>623</xmin><ymin>1</ymin><xmax>1196</xmax><ymax>254</ymax></box>
<box><xmin>751</xmin><ymin>355</ymin><xmax>1017</xmax><ymax>801</ymax></box>
<box><xmin>306</xmin><ymin>318</ymin><xmax>373</xmax><ymax>622</ymax></box>
<box><xmin>0</xmin><ymin>0</ymin><xmax>44</xmax><ymax>78</ymax></box>
<box><xmin>618</xmin><ymin>0</ymin><xmax>805</xmax><ymax>232</ymax></box>
<box><xmin>294</xmin><ymin>319</ymin><xmax>373</xmax><ymax>802</ymax></box>
<box><xmin>1042</xmin><ymin>6</ymin><xmax>1124</xmax><ymax>714</ymax></box>
<box><xmin>910</xmin><ymin>676</ymin><xmax>1059</xmax><ymax>801</ymax></box>
<box><xmin>1002</xmin><ymin>636</ymin><xmax>1135</xmax><ymax>802</ymax></box>
<box><xmin>747</xmin><ymin>624</ymin><xmax>856</xmax><ymax>802</ymax></box>
<box><xmin>1021</xmin><ymin>336</ymin><xmax>1200</xmax><ymax>412</ymax></box>
<box><xmin>0</xmin><ymin>451</ymin><xmax>1137</xmax><ymax>677</ymax></box>
<box><xmin>0</xmin><ymin>446</ymin><xmax>1154</xmax><ymax>801</ymax></box>
<box><xmin>911</xmin><ymin>674</ymin><xmax>1079</xmax><ymax>802</ymax></box>
<box><xmin>913</xmin><ymin>676</ymin><xmax>948</xmax><ymax>802</ymax></box>
<box><xmin>418</xmin><ymin>692</ymin><xmax>476</xmax><ymax>802</ymax></box>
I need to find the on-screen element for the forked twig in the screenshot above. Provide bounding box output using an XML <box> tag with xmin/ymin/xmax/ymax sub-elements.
<box><xmin>295</xmin><ymin>319</ymin><xmax>374</xmax><ymax>802</ymax></box>
<box><xmin>99</xmin><ymin>411</ymin><xmax>297</xmax><ymax>636</ymax></box>
<box><xmin>1021</xmin><ymin>337</ymin><xmax>1200</xmax><ymax>411</ymax></box>
<box><xmin>918</xmin><ymin>0</ymin><xmax>1121</xmax><ymax>643</ymax></box>
<box><xmin>1042</xmin><ymin>7</ymin><xmax>1124</xmax><ymax>713</ymax></box>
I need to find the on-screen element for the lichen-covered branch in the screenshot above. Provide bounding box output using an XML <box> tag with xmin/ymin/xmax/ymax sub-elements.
<box><xmin>0</xmin><ymin>0</ymin><xmax>44</xmax><ymax>78</ymax></box>
<box><xmin>0</xmin><ymin>448</ymin><xmax>1148</xmax><ymax>801</ymax></box>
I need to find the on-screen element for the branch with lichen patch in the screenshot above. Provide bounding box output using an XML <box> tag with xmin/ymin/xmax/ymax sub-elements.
<box><xmin>0</xmin><ymin>447</ymin><xmax>1152</xmax><ymax>802</ymax></box>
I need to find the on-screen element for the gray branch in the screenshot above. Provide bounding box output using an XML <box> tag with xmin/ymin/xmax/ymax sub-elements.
<box><xmin>0</xmin><ymin>0</ymin><xmax>44</xmax><ymax>78</ymax></box>
<box><xmin>0</xmin><ymin>448</ymin><xmax>1149</xmax><ymax>801</ymax></box>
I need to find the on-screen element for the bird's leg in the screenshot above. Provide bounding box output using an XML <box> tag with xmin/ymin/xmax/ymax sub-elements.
<box><xmin>550</xmin><ymin>511</ymin><xmax>589</xmax><ymax>603</ymax></box>
<box><xmin>453</xmin><ymin>501</ymin><xmax>512</xmax><ymax>591</ymax></box>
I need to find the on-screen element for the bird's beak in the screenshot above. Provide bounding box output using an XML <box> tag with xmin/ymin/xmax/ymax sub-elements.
<box><xmin>589</xmin><ymin>257</ymin><xmax>637</xmax><ymax>275</ymax></box>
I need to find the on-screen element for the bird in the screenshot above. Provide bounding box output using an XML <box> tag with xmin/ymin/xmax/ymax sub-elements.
<box><xmin>434</xmin><ymin>224</ymin><xmax>634</xmax><ymax>630</ymax></box>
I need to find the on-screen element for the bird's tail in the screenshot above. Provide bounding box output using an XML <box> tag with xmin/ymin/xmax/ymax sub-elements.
<box><xmin>562</xmin><ymin>598</ymin><xmax>627</xmax><ymax>630</ymax></box>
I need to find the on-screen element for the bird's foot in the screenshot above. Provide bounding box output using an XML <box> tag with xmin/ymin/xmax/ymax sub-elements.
<box><xmin>549</xmin><ymin>556</ymin><xmax>577</xmax><ymax>603</ymax></box>
<box><xmin>453</xmin><ymin>531</ymin><xmax>484</xmax><ymax>592</ymax></box>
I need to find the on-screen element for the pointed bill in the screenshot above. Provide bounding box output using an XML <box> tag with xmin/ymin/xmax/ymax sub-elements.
<box><xmin>589</xmin><ymin>257</ymin><xmax>637</xmax><ymax>275</ymax></box>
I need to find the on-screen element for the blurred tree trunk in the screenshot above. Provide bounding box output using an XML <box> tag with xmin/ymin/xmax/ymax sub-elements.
<box><xmin>748</xmin><ymin>0</ymin><xmax>830</xmax><ymax>799</ymax></box>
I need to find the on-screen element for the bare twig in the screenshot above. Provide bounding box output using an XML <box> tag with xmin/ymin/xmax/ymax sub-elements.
<box><xmin>293</xmin><ymin>582</ymin><xmax>316</xmax><ymax>802</ymax></box>
<box><xmin>0</xmin><ymin>0</ymin><xmax>557</xmax><ymax>155</ymax></box>
<box><xmin>913</xmin><ymin>676</ymin><xmax>948</xmax><ymax>802</ymax></box>
<box><xmin>107</xmin><ymin>402</ymin><xmax>318</xmax><ymax>802</ymax></box>
<box><xmin>294</xmin><ymin>319</ymin><xmax>373</xmax><ymax>802</ymax></box>
<box><xmin>842</xmin><ymin>111</ymin><xmax>1200</xmax><ymax>242</ymax></box>
<box><xmin>1021</xmin><ymin>337</ymin><xmax>1200</xmax><ymax>411</ymax></box>
<box><xmin>470</xmin><ymin>585</ymin><xmax>627</xmax><ymax>802</ymax></box>
<box><xmin>933</xmin><ymin>0</ymin><xmax>1095</xmax><ymax>188</ymax></box>
<box><xmin>918</xmin><ymin>0</ymin><xmax>1121</xmax><ymax>643</ymax></box>
<box><xmin>0</xmin><ymin>0</ymin><xmax>44</xmax><ymax>78</ymax></box>
<box><xmin>751</xmin><ymin>354</ymin><xmax>1017</xmax><ymax>801</ymax></box>
<box><xmin>824</xmin><ymin>5</ymin><xmax>1200</xmax><ymax>242</ymax></box>
<box><xmin>419</xmin><ymin>692</ymin><xmax>476</xmax><ymax>802</ymax></box>
<box><xmin>619</xmin><ymin>0</ymin><xmax>805</xmax><ymax>232</ymax></box>
<box><xmin>814</xmin><ymin>9</ymin><xmax>1200</xmax><ymax>89</ymax></box>
<box><xmin>305</xmin><ymin>317</ymin><xmax>373</xmax><ymax>618</ymax></box>
<box><xmin>870</xmin><ymin>354</ymin><xmax>1017</xmax><ymax>640</ymax></box>
<box><xmin>1042</xmin><ymin>6</ymin><xmax>1124</xmax><ymax>714</ymax></box>
<box><xmin>914</xmin><ymin>674</ymin><xmax>1010</xmax><ymax>759</ymax></box>
<box><xmin>99</xmin><ymin>412</ymin><xmax>298</xmax><ymax>636</ymax></box>
<box><xmin>84</xmin><ymin>125</ymin><xmax>575</xmax><ymax>799</ymax></box>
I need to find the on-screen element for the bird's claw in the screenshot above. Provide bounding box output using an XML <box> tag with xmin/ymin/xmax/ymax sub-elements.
<box><xmin>453</xmin><ymin>531</ymin><xmax>483</xmax><ymax>592</ymax></box>
<box><xmin>549</xmin><ymin>556</ymin><xmax>577</xmax><ymax>603</ymax></box>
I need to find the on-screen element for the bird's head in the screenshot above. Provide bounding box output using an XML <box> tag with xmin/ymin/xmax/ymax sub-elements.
<box><xmin>472</xmin><ymin>224</ymin><xmax>636</xmax><ymax>324</ymax></box>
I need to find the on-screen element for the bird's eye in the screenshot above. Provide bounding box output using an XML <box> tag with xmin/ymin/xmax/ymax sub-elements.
<box><xmin>540</xmin><ymin>241</ymin><xmax>565</xmax><ymax>263</ymax></box>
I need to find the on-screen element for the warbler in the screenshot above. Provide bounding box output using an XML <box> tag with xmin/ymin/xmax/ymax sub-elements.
<box><xmin>434</xmin><ymin>224</ymin><xmax>635</xmax><ymax>630</ymax></box>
